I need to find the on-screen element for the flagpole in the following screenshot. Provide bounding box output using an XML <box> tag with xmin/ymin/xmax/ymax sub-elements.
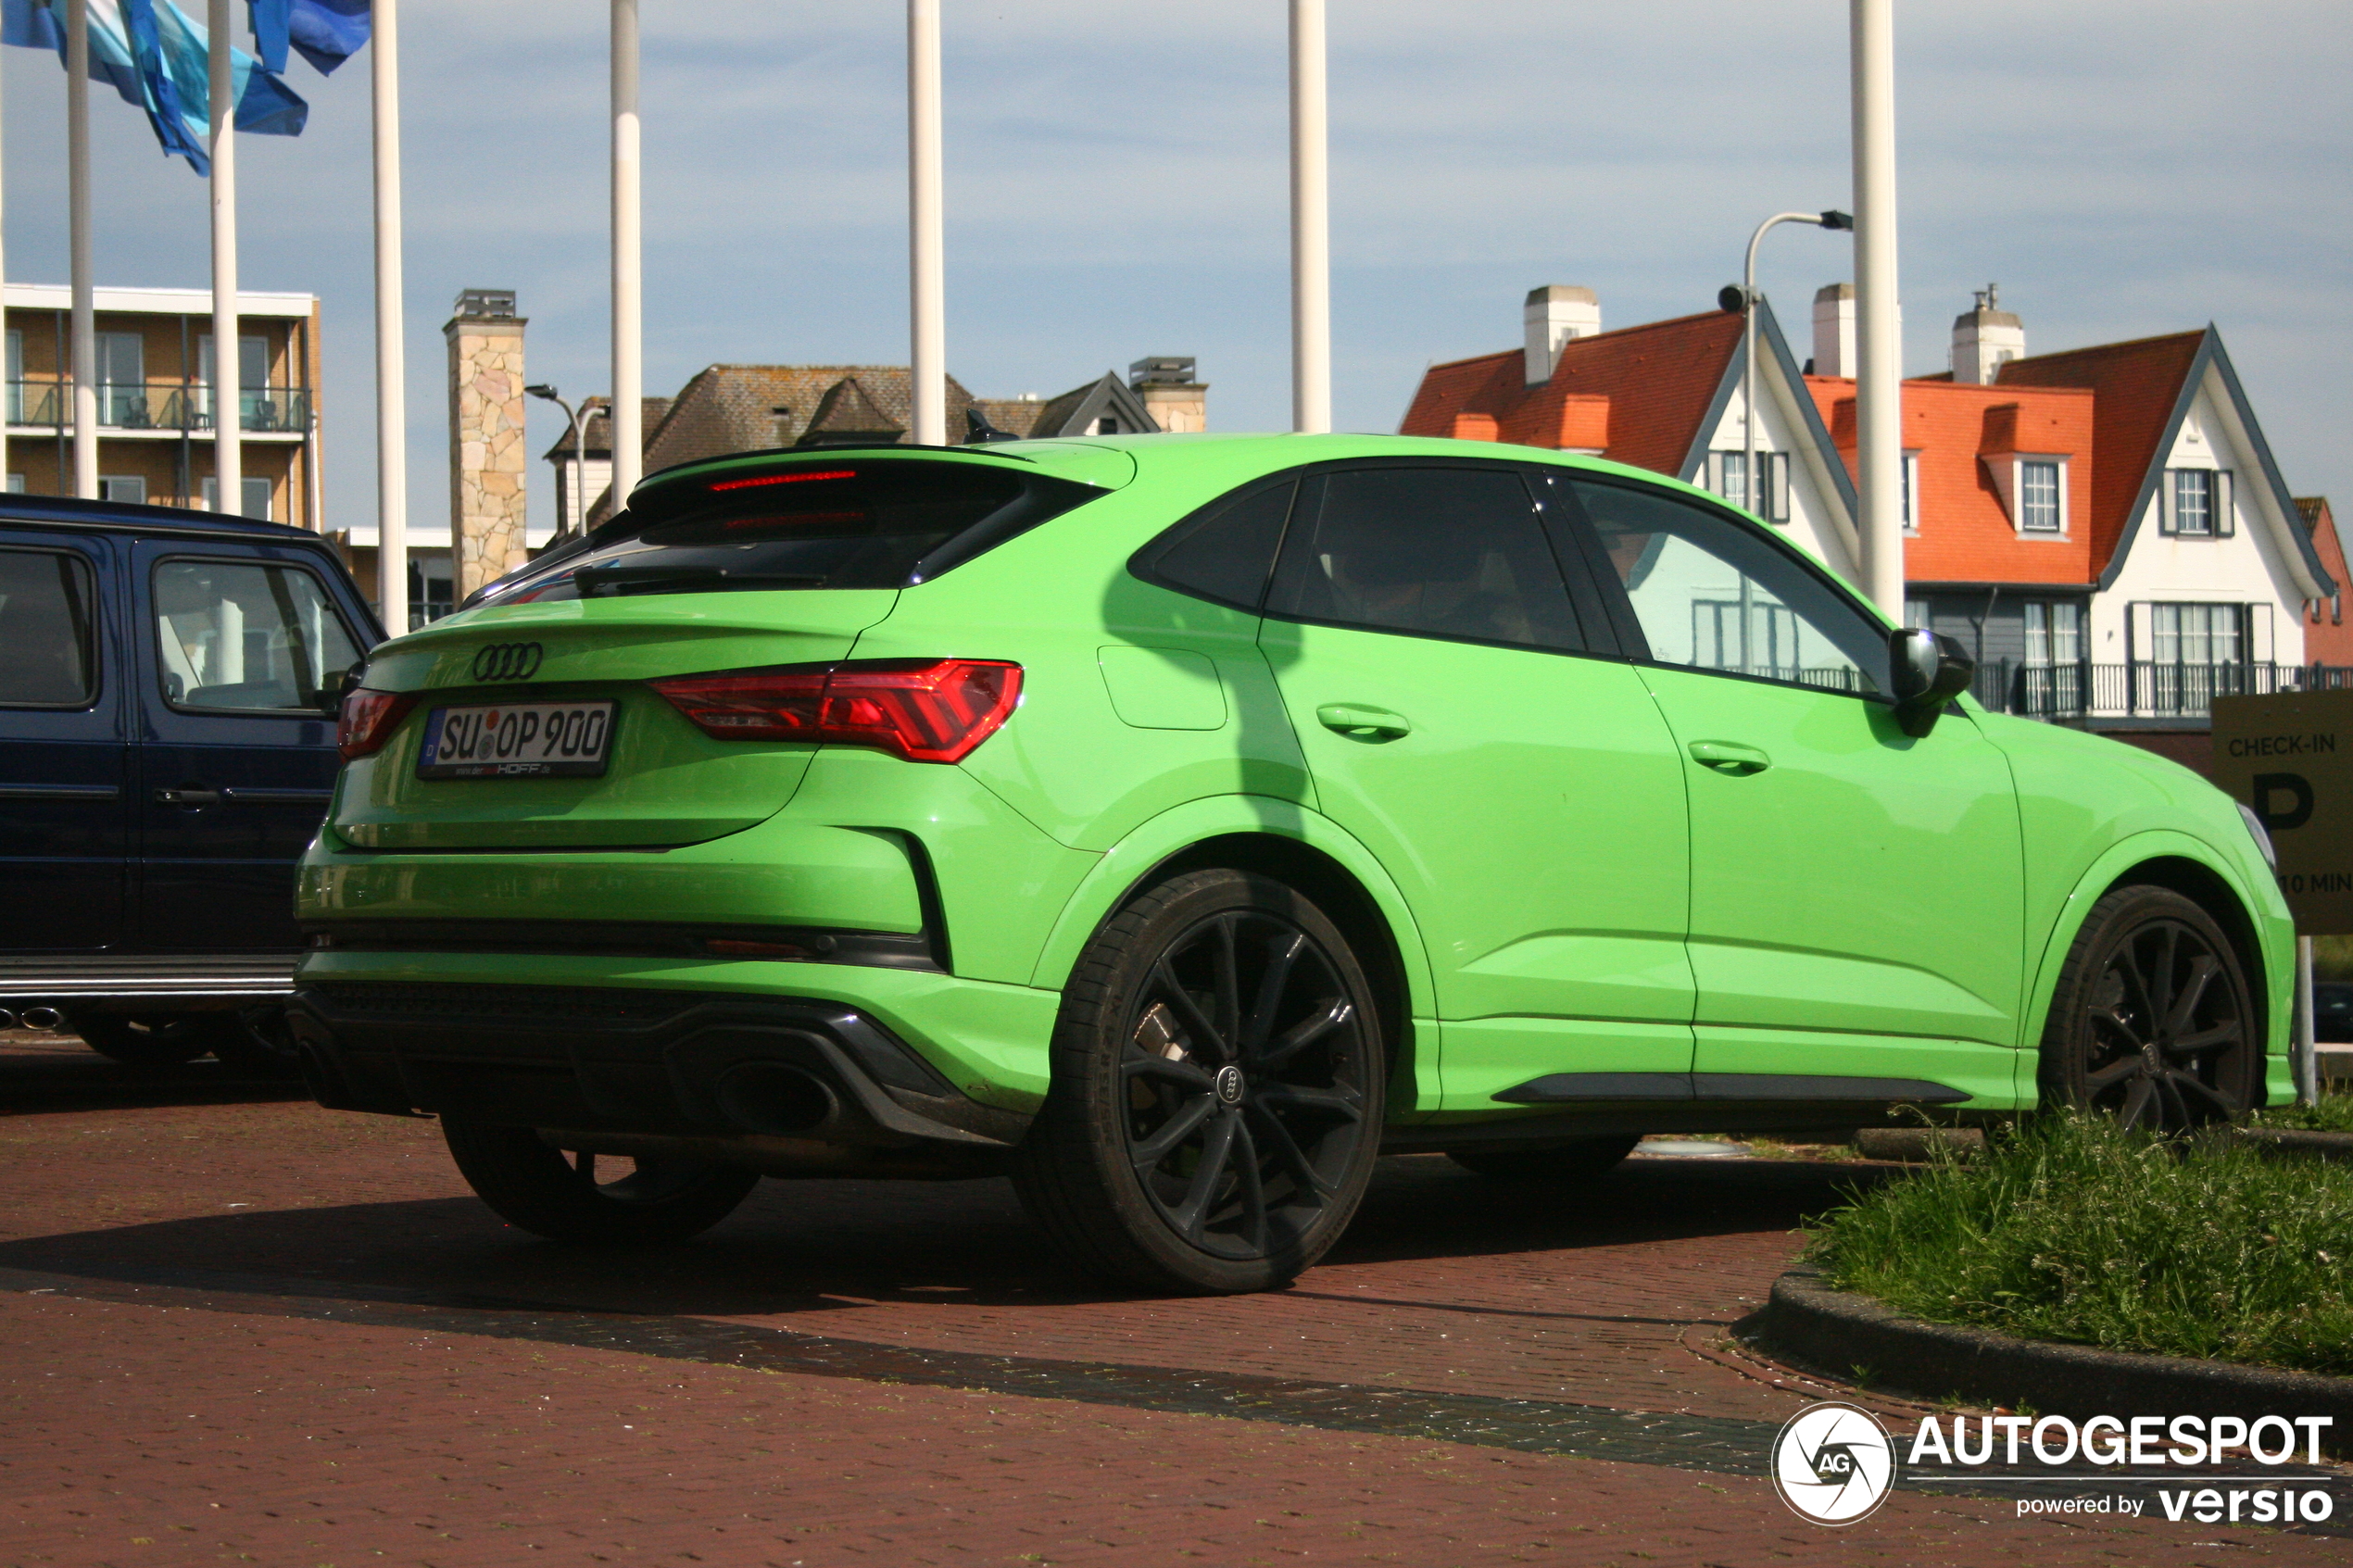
<box><xmin>906</xmin><ymin>0</ymin><xmax>944</xmax><ymax>446</ymax></box>
<box><xmin>1289</xmin><ymin>0</ymin><xmax>1330</xmax><ymax>434</ymax></box>
<box><xmin>207</xmin><ymin>0</ymin><xmax>242</xmax><ymax>517</ymax></box>
<box><xmin>610</xmin><ymin>0</ymin><xmax>641</xmax><ymax>506</ymax></box>
<box><xmin>1851</xmin><ymin>0</ymin><xmax>1904</xmax><ymax>620</ymax></box>
<box><xmin>373</xmin><ymin>0</ymin><xmax>409</xmax><ymax>633</ymax></box>
<box><xmin>66</xmin><ymin>0</ymin><xmax>96</xmax><ymax>498</ymax></box>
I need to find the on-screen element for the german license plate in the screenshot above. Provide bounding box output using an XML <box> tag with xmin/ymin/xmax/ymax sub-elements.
<box><xmin>416</xmin><ymin>700</ymin><xmax>617</xmax><ymax>780</ymax></box>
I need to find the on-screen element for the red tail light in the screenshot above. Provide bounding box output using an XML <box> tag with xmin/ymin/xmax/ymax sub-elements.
<box><xmin>652</xmin><ymin>659</ymin><xmax>1021</xmax><ymax>764</ymax></box>
<box><xmin>337</xmin><ymin>688</ymin><xmax>417</xmax><ymax>762</ymax></box>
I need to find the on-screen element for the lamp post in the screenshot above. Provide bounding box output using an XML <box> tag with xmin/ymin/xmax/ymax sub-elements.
<box><xmin>1734</xmin><ymin>209</ymin><xmax>1849</xmax><ymax>526</ymax></box>
<box><xmin>1289</xmin><ymin>0</ymin><xmax>1330</xmax><ymax>434</ymax></box>
<box><xmin>525</xmin><ymin>383</ymin><xmax>592</xmax><ymax>540</ymax></box>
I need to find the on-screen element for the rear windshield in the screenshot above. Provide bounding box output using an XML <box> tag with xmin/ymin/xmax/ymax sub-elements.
<box><xmin>478</xmin><ymin>458</ymin><xmax>1101</xmax><ymax>606</ymax></box>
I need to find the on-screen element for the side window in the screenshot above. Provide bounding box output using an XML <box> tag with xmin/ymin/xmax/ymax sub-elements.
<box><xmin>0</xmin><ymin>547</ymin><xmax>99</xmax><ymax>708</ymax></box>
<box><xmin>153</xmin><ymin>558</ymin><xmax>360</xmax><ymax>713</ymax></box>
<box><xmin>1132</xmin><ymin>479</ymin><xmax>1296</xmax><ymax>611</ymax></box>
<box><xmin>1266</xmin><ymin>466</ymin><xmax>1585</xmax><ymax>651</ymax></box>
<box><xmin>1569</xmin><ymin>478</ymin><xmax>1888</xmax><ymax>695</ymax></box>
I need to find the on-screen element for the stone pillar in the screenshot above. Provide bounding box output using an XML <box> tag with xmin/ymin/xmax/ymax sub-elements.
<box><xmin>444</xmin><ymin>289</ymin><xmax>529</xmax><ymax>598</ymax></box>
<box><xmin>1130</xmin><ymin>357</ymin><xmax>1208</xmax><ymax>433</ymax></box>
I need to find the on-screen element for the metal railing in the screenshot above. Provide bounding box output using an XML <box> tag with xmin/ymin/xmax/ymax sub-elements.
<box><xmin>6</xmin><ymin>380</ymin><xmax>310</xmax><ymax>433</ymax></box>
<box><xmin>1972</xmin><ymin>660</ymin><xmax>2353</xmax><ymax>721</ymax></box>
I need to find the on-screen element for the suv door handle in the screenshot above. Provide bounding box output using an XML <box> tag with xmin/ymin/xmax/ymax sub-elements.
<box><xmin>1688</xmin><ymin>740</ymin><xmax>1772</xmax><ymax>774</ymax></box>
<box><xmin>153</xmin><ymin>786</ymin><xmax>222</xmax><ymax>808</ymax></box>
<box><xmin>1316</xmin><ymin>704</ymin><xmax>1412</xmax><ymax>740</ymax></box>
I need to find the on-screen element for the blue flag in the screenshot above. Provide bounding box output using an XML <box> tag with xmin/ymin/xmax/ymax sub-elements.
<box><xmin>247</xmin><ymin>0</ymin><xmax>368</xmax><ymax>75</ymax></box>
<box><xmin>3</xmin><ymin>0</ymin><xmax>308</xmax><ymax>174</ymax></box>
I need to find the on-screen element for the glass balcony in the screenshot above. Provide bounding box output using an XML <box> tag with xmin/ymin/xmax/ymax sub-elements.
<box><xmin>6</xmin><ymin>380</ymin><xmax>310</xmax><ymax>433</ymax></box>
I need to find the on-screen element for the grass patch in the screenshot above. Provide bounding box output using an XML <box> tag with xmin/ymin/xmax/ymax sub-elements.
<box><xmin>1804</xmin><ymin>1110</ymin><xmax>2353</xmax><ymax>1377</ymax></box>
<box><xmin>2251</xmin><ymin>1088</ymin><xmax>2353</xmax><ymax>1134</ymax></box>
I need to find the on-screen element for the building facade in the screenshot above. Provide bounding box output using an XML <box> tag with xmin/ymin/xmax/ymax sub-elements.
<box><xmin>3</xmin><ymin>282</ymin><xmax>321</xmax><ymax>527</ymax></box>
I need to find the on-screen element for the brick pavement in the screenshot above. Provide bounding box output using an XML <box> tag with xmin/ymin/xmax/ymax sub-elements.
<box><xmin>1</xmin><ymin>1082</ymin><xmax>2345</xmax><ymax>1566</ymax></box>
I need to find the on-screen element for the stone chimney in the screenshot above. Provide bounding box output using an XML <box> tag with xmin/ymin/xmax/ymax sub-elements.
<box><xmin>1524</xmin><ymin>285</ymin><xmax>1601</xmax><ymax>385</ymax></box>
<box><xmin>1130</xmin><ymin>357</ymin><xmax>1208</xmax><ymax>433</ymax></box>
<box><xmin>1812</xmin><ymin>282</ymin><xmax>1856</xmax><ymax>377</ymax></box>
<box><xmin>1951</xmin><ymin>283</ymin><xmax>2025</xmax><ymax>385</ymax></box>
<box><xmin>445</xmin><ymin>288</ymin><xmax>528</xmax><ymax>599</ymax></box>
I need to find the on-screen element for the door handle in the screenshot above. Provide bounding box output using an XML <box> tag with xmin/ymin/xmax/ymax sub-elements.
<box><xmin>1315</xmin><ymin>704</ymin><xmax>1412</xmax><ymax>740</ymax></box>
<box><xmin>1688</xmin><ymin>740</ymin><xmax>1772</xmax><ymax>774</ymax></box>
<box><xmin>153</xmin><ymin>786</ymin><xmax>221</xmax><ymax>808</ymax></box>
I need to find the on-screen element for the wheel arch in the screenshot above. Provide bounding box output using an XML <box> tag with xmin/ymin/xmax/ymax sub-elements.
<box><xmin>2020</xmin><ymin>830</ymin><xmax>2288</xmax><ymax>1103</ymax></box>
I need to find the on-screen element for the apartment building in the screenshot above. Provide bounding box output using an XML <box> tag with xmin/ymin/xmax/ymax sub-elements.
<box><xmin>3</xmin><ymin>283</ymin><xmax>321</xmax><ymax>528</ymax></box>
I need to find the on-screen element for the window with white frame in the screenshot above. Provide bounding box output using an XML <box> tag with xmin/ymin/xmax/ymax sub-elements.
<box><xmin>2020</xmin><ymin>461</ymin><xmax>2062</xmax><ymax>533</ymax></box>
<box><xmin>1900</xmin><ymin>451</ymin><xmax>1922</xmax><ymax>533</ymax></box>
<box><xmin>2150</xmin><ymin>602</ymin><xmax>2244</xmax><ymax>667</ymax></box>
<box><xmin>2160</xmin><ymin>469</ymin><xmax>2234</xmax><ymax>538</ymax></box>
<box><xmin>98</xmin><ymin>476</ymin><xmax>146</xmax><ymax>506</ymax></box>
<box><xmin>1903</xmin><ymin>597</ymin><xmax>1931</xmax><ymax>631</ymax></box>
<box><xmin>200</xmin><ymin>475</ymin><xmax>274</xmax><ymax>521</ymax></box>
<box><xmin>2022</xmin><ymin>600</ymin><xmax>2082</xmax><ymax>666</ymax></box>
<box><xmin>1707</xmin><ymin>450</ymin><xmax>1787</xmax><ymax>522</ymax></box>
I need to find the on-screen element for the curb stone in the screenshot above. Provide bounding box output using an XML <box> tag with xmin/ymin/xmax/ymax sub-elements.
<box><xmin>2239</xmin><ymin>1126</ymin><xmax>2353</xmax><ymax>1160</ymax></box>
<box><xmin>1750</xmin><ymin>1269</ymin><xmax>2353</xmax><ymax>1447</ymax></box>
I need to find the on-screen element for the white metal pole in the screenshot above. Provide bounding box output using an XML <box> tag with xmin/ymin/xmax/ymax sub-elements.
<box><xmin>372</xmin><ymin>0</ymin><xmax>409</xmax><ymax>633</ymax></box>
<box><xmin>0</xmin><ymin>34</ymin><xmax>9</xmax><ymax>492</ymax></box>
<box><xmin>2296</xmin><ymin>935</ymin><xmax>2319</xmax><ymax>1107</ymax></box>
<box><xmin>1851</xmin><ymin>0</ymin><xmax>1903</xmax><ymax>619</ymax></box>
<box><xmin>1289</xmin><ymin>0</ymin><xmax>1330</xmax><ymax>434</ymax></box>
<box><xmin>67</xmin><ymin>0</ymin><xmax>96</xmax><ymax>499</ymax></box>
<box><xmin>906</xmin><ymin>0</ymin><xmax>945</xmax><ymax>446</ymax></box>
<box><xmin>208</xmin><ymin>0</ymin><xmax>242</xmax><ymax>516</ymax></box>
<box><xmin>610</xmin><ymin>0</ymin><xmax>643</xmax><ymax>502</ymax></box>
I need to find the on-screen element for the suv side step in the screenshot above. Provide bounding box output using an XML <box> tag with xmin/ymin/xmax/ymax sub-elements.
<box><xmin>0</xmin><ymin>953</ymin><xmax>299</xmax><ymax>1008</ymax></box>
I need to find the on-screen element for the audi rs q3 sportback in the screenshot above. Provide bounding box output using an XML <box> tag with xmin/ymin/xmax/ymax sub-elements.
<box><xmin>289</xmin><ymin>434</ymin><xmax>2292</xmax><ymax>1293</ymax></box>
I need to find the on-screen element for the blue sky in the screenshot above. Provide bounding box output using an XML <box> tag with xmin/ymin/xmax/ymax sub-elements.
<box><xmin>3</xmin><ymin>0</ymin><xmax>2347</xmax><ymax>533</ymax></box>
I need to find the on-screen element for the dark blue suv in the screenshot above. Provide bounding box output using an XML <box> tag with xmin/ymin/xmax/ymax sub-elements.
<box><xmin>0</xmin><ymin>496</ymin><xmax>382</xmax><ymax>1067</ymax></box>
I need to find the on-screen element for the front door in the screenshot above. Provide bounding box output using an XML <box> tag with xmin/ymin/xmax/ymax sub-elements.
<box><xmin>1257</xmin><ymin>463</ymin><xmax>1694</xmax><ymax>1111</ymax></box>
<box><xmin>1560</xmin><ymin>474</ymin><xmax>2025</xmax><ymax>1107</ymax></box>
<box><xmin>132</xmin><ymin>544</ymin><xmax>361</xmax><ymax>951</ymax></box>
<box><xmin>0</xmin><ymin>533</ymin><xmax>129</xmax><ymax>951</ymax></box>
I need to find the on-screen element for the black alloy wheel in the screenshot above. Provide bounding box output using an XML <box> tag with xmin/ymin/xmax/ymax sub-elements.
<box><xmin>1014</xmin><ymin>869</ymin><xmax>1386</xmax><ymax>1294</ymax></box>
<box><xmin>2038</xmin><ymin>884</ymin><xmax>2259</xmax><ymax>1132</ymax></box>
<box><xmin>440</xmin><ymin>1118</ymin><xmax>760</xmax><ymax>1245</ymax></box>
<box><xmin>68</xmin><ymin>1011</ymin><xmax>236</xmax><ymax>1068</ymax></box>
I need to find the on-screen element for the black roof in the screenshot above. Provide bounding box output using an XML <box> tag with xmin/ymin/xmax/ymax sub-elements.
<box><xmin>0</xmin><ymin>494</ymin><xmax>331</xmax><ymax>545</ymax></box>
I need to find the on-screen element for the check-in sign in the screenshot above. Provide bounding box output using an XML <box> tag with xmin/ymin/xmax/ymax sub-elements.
<box><xmin>2210</xmin><ymin>690</ymin><xmax>2353</xmax><ymax>933</ymax></box>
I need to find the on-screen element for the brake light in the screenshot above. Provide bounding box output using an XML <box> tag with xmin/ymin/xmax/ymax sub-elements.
<box><xmin>652</xmin><ymin>659</ymin><xmax>1021</xmax><ymax>763</ymax></box>
<box><xmin>709</xmin><ymin>469</ymin><xmax>856</xmax><ymax>493</ymax></box>
<box><xmin>337</xmin><ymin>688</ymin><xmax>417</xmax><ymax>762</ymax></box>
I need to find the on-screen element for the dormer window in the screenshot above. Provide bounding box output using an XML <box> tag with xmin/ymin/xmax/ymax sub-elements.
<box><xmin>2020</xmin><ymin>460</ymin><xmax>2061</xmax><ymax>533</ymax></box>
<box><xmin>2161</xmin><ymin>469</ymin><xmax>2233</xmax><ymax>538</ymax></box>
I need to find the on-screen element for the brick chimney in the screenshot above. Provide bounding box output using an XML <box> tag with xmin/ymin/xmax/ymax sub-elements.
<box><xmin>1951</xmin><ymin>283</ymin><xmax>2025</xmax><ymax>385</ymax></box>
<box><xmin>1130</xmin><ymin>357</ymin><xmax>1207</xmax><ymax>433</ymax></box>
<box><xmin>1524</xmin><ymin>285</ymin><xmax>1600</xmax><ymax>385</ymax></box>
<box><xmin>445</xmin><ymin>288</ymin><xmax>528</xmax><ymax>598</ymax></box>
<box><xmin>1812</xmin><ymin>282</ymin><xmax>1856</xmax><ymax>377</ymax></box>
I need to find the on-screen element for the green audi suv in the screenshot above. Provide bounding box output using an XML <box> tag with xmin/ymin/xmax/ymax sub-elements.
<box><xmin>291</xmin><ymin>434</ymin><xmax>2291</xmax><ymax>1293</ymax></box>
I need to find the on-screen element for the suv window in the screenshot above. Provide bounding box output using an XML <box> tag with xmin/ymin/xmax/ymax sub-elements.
<box><xmin>1568</xmin><ymin>477</ymin><xmax>1887</xmax><ymax>695</ymax></box>
<box><xmin>154</xmin><ymin>558</ymin><xmax>360</xmax><ymax>713</ymax></box>
<box><xmin>1130</xmin><ymin>479</ymin><xmax>1296</xmax><ymax>611</ymax></box>
<box><xmin>0</xmin><ymin>547</ymin><xmax>98</xmax><ymax>708</ymax></box>
<box><xmin>481</xmin><ymin>458</ymin><xmax>1101</xmax><ymax>605</ymax></box>
<box><xmin>1266</xmin><ymin>466</ymin><xmax>1585</xmax><ymax>651</ymax></box>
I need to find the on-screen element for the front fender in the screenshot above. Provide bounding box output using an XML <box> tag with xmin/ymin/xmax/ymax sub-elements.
<box><xmin>2017</xmin><ymin>827</ymin><xmax>2294</xmax><ymax>1107</ymax></box>
<box><xmin>1024</xmin><ymin>793</ymin><xmax>1438</xmax><ymax>1026</ymax></box>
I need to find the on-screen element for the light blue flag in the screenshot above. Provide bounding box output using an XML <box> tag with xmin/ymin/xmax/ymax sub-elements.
<box><xmin>247</xmin><ymin>0</ymin><xmax>367</xmax><ymax>76</ymax></box>
<box><xmin>3</xmin><ymin>0</ymin><xmax>308</xmax><ymax>173</ymax></box>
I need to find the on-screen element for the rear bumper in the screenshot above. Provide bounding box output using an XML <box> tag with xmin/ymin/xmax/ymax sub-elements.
<box><xmin>287</xmin><ymin>977</ymin><xmax>1035</xmax><ymax>1157</ymax></box>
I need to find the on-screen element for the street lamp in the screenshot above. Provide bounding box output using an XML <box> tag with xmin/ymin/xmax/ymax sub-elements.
<box><xmin>525</xmin><ymin>383</ymin><xmax>596</xmax><ymax>541</ymax></box>
<box><xmin>1725</xmin><ymin>209</ymin><xmax>1851</xmax><ymax>523</ymax></box>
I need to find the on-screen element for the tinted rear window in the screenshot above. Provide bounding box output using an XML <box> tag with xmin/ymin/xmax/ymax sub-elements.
<box><xmin>481</xmin><ymin>458</ymin><xmax>1101</xmax><ymax>606</ymax></box>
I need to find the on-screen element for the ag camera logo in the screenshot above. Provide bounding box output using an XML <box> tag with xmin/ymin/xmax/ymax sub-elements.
<box><xmin>1772</xmin><ymin>1402</ymin><xmax>1897</xmax><ymax>1524</ymax></box>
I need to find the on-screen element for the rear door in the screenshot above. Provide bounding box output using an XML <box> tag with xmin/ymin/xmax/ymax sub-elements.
<box><xmin>0</xmin><ymin>530</ymin><xmax>130</xmax><ymax>950</ymax></box>
<box><xmin>1255</xmin><ymin>462</ymin><xmax>1696</xmax><ymax>1110</ymax></box>
<box><xmin>132</xmin><ymin>542</ymin><xmax>362</xmax><ymax>951</ymax></box>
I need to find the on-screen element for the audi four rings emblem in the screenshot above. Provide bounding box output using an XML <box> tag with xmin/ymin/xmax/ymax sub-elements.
<box><xmin>470</xmin><ymin>642</ymin><xmax>545</xmax><ymax>683</ymax></box>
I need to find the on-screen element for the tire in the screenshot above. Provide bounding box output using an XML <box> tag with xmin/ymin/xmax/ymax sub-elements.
<box><xmin>2036</xmin><ymin>884</ymin><xmax>2259</xmax><ymax>1132</ymax></box>
<box><xmin>206</xmin><ymin>1007</ymin><xmax>304</xmax><ymax>1078</ymax></box>
<box><xmin>1013</xmin><ymin>868</ymin><xmax>1387</xmax><ymax>1294</ymax></box>
<box><xmin>69</xmin><ymin>1011</ymin><xmax>234</xmax><ymax>1068</ymax></box>
<box><xmin>1447</xmin><ymin>1135</ymin><xmax>1641</xmax><ymax>1181</ymax></box>
<box><xmin>440</xmin><ymin>1119</ymin><xmax>760</xmax><ymax>1245</ymax></box>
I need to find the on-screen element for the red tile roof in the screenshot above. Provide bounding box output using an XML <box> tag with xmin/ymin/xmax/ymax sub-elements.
<box><xmin>2296</xmin><ymin>497</ymin><xmax>2353</xmax><ymax>662</ymax></box>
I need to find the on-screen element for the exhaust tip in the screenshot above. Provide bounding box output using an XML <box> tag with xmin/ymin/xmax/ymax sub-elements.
<box><xmin>713</xmin><ymin>1060</ymin><xmax>836</xmax><ymax>1136</ymax></box>
<box><xmin>20</xmin><ymin>1006</ymin><xmax>65</xmax><ymax>1032</ymax></box>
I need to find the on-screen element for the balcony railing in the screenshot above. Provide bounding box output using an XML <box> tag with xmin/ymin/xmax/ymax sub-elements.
<box><xmin>1971</xmin><ymin>659</ymin><xmax>2353</xmax><ymax>721</ymax></box>
<box><xmin>6</xmin><ymin>380</ymin><xmax>310</xmax><ymax>433</ymax></box>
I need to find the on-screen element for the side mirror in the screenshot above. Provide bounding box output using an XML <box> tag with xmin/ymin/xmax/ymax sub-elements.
<box><xmin>1889</xmin><ymin>628</ymin><xmax>1974</xmax><ymax>738</ymax></box>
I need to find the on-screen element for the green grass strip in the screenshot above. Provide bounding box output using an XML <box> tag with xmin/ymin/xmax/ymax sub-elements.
<box><xmin>1804</xmin><ymin>1110</ymin><xmax>2353</xmax><ymax>1377</ymax></box>
<box><xmin>2252</xmin><ymin>1087</ymin><xmax>2353</xmax><ymax>1134</ymax></box>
